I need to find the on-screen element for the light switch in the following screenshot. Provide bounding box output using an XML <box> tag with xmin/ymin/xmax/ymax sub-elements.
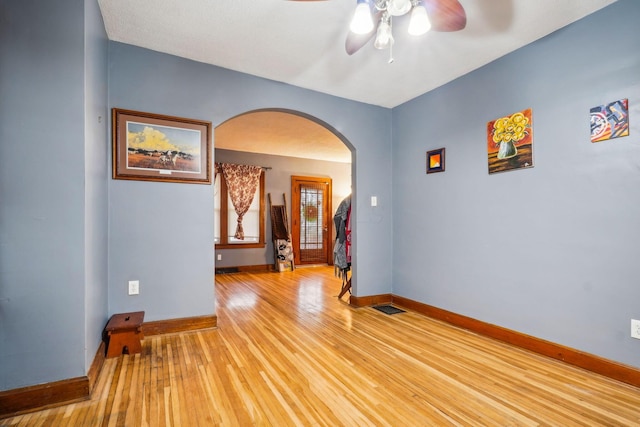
<box><xmin>128</xmin><ymin>280</ymin><xmax>139</xmax><ymax>295</ymax></box>
<box><xmin>371</xmin><ymin>196</ymin><xmax>378</xmax><ymax>207</ymax></box>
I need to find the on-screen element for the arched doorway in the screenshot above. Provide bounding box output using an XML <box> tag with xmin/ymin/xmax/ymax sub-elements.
<box><xmin>214</xmin><ymin>109</ymin><xmax>353</xmax><ymax>271</ymax></box>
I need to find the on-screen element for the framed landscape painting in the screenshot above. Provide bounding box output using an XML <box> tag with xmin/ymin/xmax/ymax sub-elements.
<box><xmin>112</xmin><ymin>108</ymin><xmax>212</xmax><ymax>184</ymax></box>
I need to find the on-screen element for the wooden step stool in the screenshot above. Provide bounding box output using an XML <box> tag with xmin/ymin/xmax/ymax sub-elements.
<box><xmin>105</xmin><ymin>311</ymin><xmax>145</xmax><ymax>358</ymax></box>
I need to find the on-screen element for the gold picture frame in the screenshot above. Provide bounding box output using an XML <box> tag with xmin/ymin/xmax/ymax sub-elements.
<box><xmin>112</xmin><ymin>108</ymin><xmax>212</xmax><ymax>184</ymax></box>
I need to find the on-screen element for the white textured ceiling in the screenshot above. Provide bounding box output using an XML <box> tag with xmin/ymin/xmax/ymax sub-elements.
<box><xmin>98</xmin><ymin>0</ymin><xmax>616</xmax><ymax>108</ymax></box>
<box><xmin>98</xmin><ymin>0</ymin><xmax>616</xmax><ymax>162</ymax></box>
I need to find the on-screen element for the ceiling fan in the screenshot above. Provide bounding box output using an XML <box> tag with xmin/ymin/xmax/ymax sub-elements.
<box><xmin>291</xmin><ymin>0</ymin><xmax>466</xmax><ymax>59</ymax></box>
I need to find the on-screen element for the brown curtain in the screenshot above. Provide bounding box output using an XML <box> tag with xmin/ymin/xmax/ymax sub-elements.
<box><xmin>220</xmin><ymin>163</ymin><xmax>262</xmax><ymax>240</ymax></box>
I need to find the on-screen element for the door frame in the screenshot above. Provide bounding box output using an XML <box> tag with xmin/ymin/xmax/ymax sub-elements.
<box><xmin>291</xmin><ymin>176</ymin><xmax>333</xmax><ymax>266</ymax></box>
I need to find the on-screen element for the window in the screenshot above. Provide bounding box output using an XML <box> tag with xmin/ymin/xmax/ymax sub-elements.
<box><xmin>214</xmin><ymin>170</ymin><xmax>266</xmax><ymax>248</ymax></box>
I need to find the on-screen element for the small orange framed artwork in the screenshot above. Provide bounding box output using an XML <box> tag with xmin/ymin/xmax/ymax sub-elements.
<box><xmin>487</xmin><ymin>108</ymin><xmax>533</xmax><ymax>174</ymax></box>
<box><xmin>426</xmin><ymin>148</ymin><xmax>445</xmax><ymax>174</ymax></box>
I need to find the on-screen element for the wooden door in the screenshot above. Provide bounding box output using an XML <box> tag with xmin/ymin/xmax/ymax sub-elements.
<box><xmin>291</xmin><ymin>176</ymin><xmax>332</xmax><ymax>265</ymax></box>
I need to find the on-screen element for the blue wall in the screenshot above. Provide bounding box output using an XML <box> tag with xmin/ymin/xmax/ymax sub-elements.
<box><xmin>107</xmin><ymin>42</ymin><xmax>393</xmax><ymax>320</ymax></box>
<box><xmin>0</xmin><ymin>0</ymin><xmax>108</xmax><ymax>390</ymax></box>
<box><xmin>83</xmin><ymin>0</ymin><xmax>109</xmax><ymax>371</ymax></box>
<box><xmin>392</xmin><ymin>0</ymin><xmax>640</xmax><ymax>368</ymax></box>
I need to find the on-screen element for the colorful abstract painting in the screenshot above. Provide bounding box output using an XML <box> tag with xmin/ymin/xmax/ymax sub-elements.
<box><xmin>590</xmin><ymin>99</ymin><xmax>629</xmax><ymax>143</ymax></box>
<box><xmin>487</xmin><ymin>108</ymin><xmax>533</xmax><ymax>174</ymax></box>
<box><xmin>426</xmin><ymin>148</ymin><xmax>445</xmax><ymax>174</ymax></box>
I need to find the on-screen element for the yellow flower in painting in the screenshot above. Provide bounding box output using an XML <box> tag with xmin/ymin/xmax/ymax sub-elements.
<box><xmin>492</xmin><ymin>112</ymin><xmax>529</xmax><ymax>146</ymax></box>
<box><xmin>513</xmin><ymin>125</ymin><xmax>526</xmax><ymax>141</ymax></box>
<box><xmin>494</xmin><ymin>117</ymin><xmax>509</xmax><ymax>129</ymax></box>
<box><xmin>511</xmin><ymin>112</ymin><xmax>526</xmax><ymax>125</ymax></box>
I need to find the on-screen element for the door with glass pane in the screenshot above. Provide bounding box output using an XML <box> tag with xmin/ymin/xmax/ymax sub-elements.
<box><xmin>291</xmin><ymin>176</ymin><xmax>332</xmax><ymax>265</ymax></box>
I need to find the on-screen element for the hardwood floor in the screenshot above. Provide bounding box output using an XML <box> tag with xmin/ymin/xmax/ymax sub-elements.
<box><xmin>3</xmin><ymin>265</ymin><xmax>640</xmax><ymax>426</ymax></box>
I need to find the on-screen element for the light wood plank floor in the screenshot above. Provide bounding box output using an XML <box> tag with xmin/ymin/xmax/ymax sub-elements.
<box><xmin>3</xmin><ymin>266</ymin><xmax>640</xmax><ymax>426</ymax></box>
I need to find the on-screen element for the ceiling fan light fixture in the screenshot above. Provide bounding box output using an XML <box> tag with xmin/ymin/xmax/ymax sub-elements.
<box><xmin>342</xmin><ymin>0</ymin><xmax>466</xmax><ymax>59</ymax></box>
<box><xmin>408</xmin><ymin>1</ymin><xmax>431</xmax><ymax>36</ymax></box>
<box><xmin>350</xmin><ymin>0</ymin><xmax>374</xmax><ymax>34</ymax></box>
<box><xmin>374</xmin><ymin>17</ymin><xmax>393</xmax><ymax>49</ymax></box>
<box><xmin>387</xmin><ymin>0</ymin><xmax>411</xmax><ymax>16</ymax></box>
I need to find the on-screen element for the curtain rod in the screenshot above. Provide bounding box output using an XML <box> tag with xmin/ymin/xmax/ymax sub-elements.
<box><xmin>215</xmin><ymin>162</ymin><xmax>271</xmax><ymax>171</ymax></box>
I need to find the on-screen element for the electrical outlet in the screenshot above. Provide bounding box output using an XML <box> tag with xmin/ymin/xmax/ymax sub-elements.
<box><xmin>217</xmin><ymin>254</ymin><xmax>222</xmax><ymax>261</ymax></box>
<box><xmin>632</xmin><ymin>319</ymin><xmax>640</xmax><ymax>339</ymax></box>
<box><xmin>128</xmin><ymin>280</ymin><xmax>139</xmax><ymax>296</ymax></box>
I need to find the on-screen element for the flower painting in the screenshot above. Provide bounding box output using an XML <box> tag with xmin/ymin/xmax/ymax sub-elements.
<box><xmin>487</xmin><ymin>108</ymin><xmax>533</xmax><ymax>174</ymax></box>
<box><xmin>590</xmin><ymin>99</ymin><xmax>629</xmax><ymax>143</ymax></box>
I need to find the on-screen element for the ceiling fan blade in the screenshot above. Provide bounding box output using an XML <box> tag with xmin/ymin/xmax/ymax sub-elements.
<box><xmin>424</xmin><ymin>0</ymin><xmax>466</xmax><ymax>32</ymax></box>
<box><xmin>345</xmin><ymin>11</ymin><xmax>382</xmax><ymax>55</ymax></box>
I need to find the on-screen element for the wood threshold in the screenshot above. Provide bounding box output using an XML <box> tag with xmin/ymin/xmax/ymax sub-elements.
<box><xmin>391</xmin><ymin>294</ymin><xmax>640</xmax><ymax>389</ymax></box>
<box><xmin>215</xmin><ymin>243</ymin><xmax>266</xmax><ymax>250</ymax></box>
<box><xmin>215</xmin><ymin>264</ymin><xmax>273</xmax><ymax>274</ymax></box>
<box><xmin>0</xmin><ymin>314</ymin><xmax>217</xmax><ymax>418</ymax></box>
<box><xmin>141</xmin><ymin>314</ymin><xmax>217</xmax><ymax>336</ymax></box>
